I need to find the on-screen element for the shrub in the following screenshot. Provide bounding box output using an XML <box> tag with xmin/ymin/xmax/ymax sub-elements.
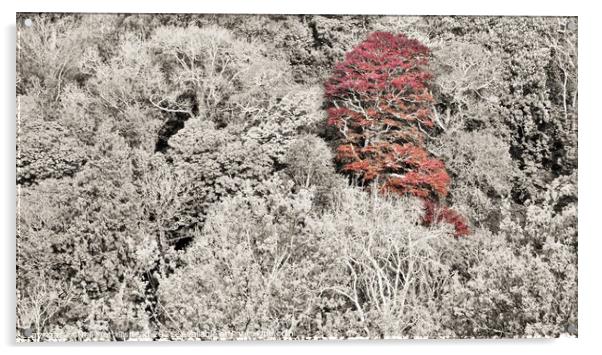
<box><xmin>158</xmin><ymin>181</ymin><xmax>462</xmax><ymax>339</ymax></box>
<box><xmin>429</xmin><ymin>41</ymin><xmax>505</xmax><ymax>134</ymax></box>
<box><xmin>17</xmin><ymin>95</ymin><xmax>88</xmax><ymax>185</ymax></box>
<box><xmin>441</xmin><ymin>229</ymin><xmax>577</xmax><ymax>337</ymax></box>
<box><xmin>16</xmin><ymin>134</ymin><xmax>179</xmax><ymax>339</ymax></box>
<box><xmin>167</xmin><ymin>119</ymin><xmax>275</xmax><ymax>230</ymax></box>
<box><xmin>429</xmin><ymin>130</ymin><xmax>514</xmax><ymax>229</ymax></box>
<box><xmin>284</xmin><ymin>134</ymin><xmax>346</xmax><ymax>208</ymax></box>
<box><xmin>157</xmin><ymin>177</ymin><xmax>322</xmax><ymax>339</ymax></box>
<box><xmin>310</xmin><ymin>189</ymin><xmax>459</xmax><ymax>338</ymax></box>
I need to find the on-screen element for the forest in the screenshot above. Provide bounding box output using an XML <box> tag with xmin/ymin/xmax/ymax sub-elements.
<box><xmin>16</xmin><ymin>14</ymin><xmax>577</xmax><ymax>340</ymax></box>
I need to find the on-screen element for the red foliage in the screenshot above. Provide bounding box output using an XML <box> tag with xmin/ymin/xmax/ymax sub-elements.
<box><xmin>325</xmin><ymin>32</ymin><xmax>469</xmax><ymax>237</ymax></box>
<box><xmin>422</xmin><ymin>200</ymin><xmax>470</xmax><ymax>237</ymax></box>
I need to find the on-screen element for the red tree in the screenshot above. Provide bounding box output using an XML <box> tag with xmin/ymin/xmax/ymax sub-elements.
<box><xmin>325</xmin><ymin>32</ymin><xmax>469</xmax><ymax>236</ymax></box>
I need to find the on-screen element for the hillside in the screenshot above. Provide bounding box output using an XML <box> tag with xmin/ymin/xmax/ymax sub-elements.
<box><xmin>16</xmin><ymin>14</ymin><xmax>577</xmax><ymax>340</ymax></box>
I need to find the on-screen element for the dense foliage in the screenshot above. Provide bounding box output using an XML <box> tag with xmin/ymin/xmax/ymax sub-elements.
<box><xmin>324</xmin><ymin>32</ymin><xmax>468</xmax><ymax>236</ymax></box>
<box><xmin>16</xmin><ymin>14</ymin><xmax>577</xmax><ymax>340</ymax></box>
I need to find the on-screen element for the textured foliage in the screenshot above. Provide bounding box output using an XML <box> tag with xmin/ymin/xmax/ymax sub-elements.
<box><xmin>158</xmin><ymin>183</ymin><xmax>463</xmax><ymax>339</ymax></box>
<box><xmin>429</xmin><ymin>131</ymin><xmax>515</xmax><ymax>230</ymax></box>
<box><xmin>442</xmin><ymin>228</ymin><xmax>577</xmax><ymax>337</ymax></box>
<box><xmin>168</xmin><ymin>119</ymin><xmax>275</xmax><ymax>230</ymax></box>
<box><xmin>157</xmin><ymin>177</ymin><xmax>327</xmax><ymax>338</ymax></box>
<box><xmin>324</xmin><ymin>32</ymin><xmax>468</xmax><ymax>235</ymax></box>
<box><xmin>18</xmin><ymin>143</ymin><xmax>153</xmax><ymax>338</ymax></box>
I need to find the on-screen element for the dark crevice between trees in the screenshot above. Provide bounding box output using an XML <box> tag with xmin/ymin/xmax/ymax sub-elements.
<box><xmin>173</xmin><ymin>235</ymin><xmax>194</xmax><ymax>251</ymax></box>
<box><xmin>170</xmin><ymin>226</ymin><xmax>196</xmax><ymax>251</ymax></box>
<box><xmin>154</xmin><ymin>92</ymin><xmax>199</xmax><ymax>154</ymax></box>
<box><xmin>308</xmin><ymin>19</ymin><xmax>332</xmax><ymax>49</ymax></box>
<box><xmin>142</xmin><ymin>237</ymin><xmax>176</xmax><ymax>339</ymax></box>
<box><xmin>141</xmin><ymin>264</ymin><xmax>162</xmax><ymax>340</ymax></box>
<box><xmin>142</xmin><ymin>225</ymin><xmax>196</xmax><ymax>337</ymax></box>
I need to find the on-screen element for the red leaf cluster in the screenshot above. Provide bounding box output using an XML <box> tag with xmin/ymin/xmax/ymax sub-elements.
<box><xmin>325</xmin><ymin>32</ymin><xmax>469</xmax><ymax>236</ymax></box>
<box><xmin>422</xmin><ymin>200</ymin><xmax>470</xmax><ymax>237</ymax></box>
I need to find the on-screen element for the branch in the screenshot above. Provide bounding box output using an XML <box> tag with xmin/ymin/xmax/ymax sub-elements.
<box><xmin>149</xmin><ymin>97</ymin><xmax>193</xmax><ymax>115</ymax></box>
<box><xmin>430</xmin><ymin>104</ymin><xmax>447</xmax><ymax>131</ymax></box>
